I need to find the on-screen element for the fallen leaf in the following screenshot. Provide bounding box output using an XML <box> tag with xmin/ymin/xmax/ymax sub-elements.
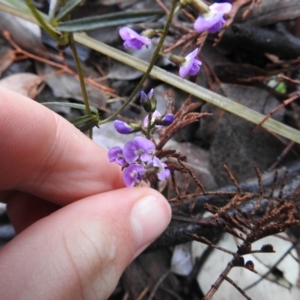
<box><xmin>0</xmin><ymin>73</ymin><xmax>43</xmax><ymax>98</ymax></box>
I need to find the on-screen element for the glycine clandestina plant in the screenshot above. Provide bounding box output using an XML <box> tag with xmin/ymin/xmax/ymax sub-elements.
<box><xmin>108</xmin><ymin>89</ymin><xmax>174</xmax><ymax>188</ymax></box>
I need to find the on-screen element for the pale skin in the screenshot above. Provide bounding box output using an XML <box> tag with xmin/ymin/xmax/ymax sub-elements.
<box><xmin>0</xmin><ymin>87</ymin><xmax>171</xmax><ymax>300</ymax></box>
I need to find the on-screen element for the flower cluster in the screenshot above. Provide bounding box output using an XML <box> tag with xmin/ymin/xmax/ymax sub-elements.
<box><xmin>108</xmin><ymin>90</ymin><xmax>174</xmax><ymax>187</ymax></box>
<box><xmin>194</xmin><ymin>2</ymin><xmax>232</xmax><ymax>33</ymax></box>
<box><xmin>108</xmin><ymin>136</ymin><xmax>170</xmax><ymax>187</ymax></box>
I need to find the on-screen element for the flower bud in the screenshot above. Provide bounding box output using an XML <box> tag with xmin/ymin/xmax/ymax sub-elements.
<box><xmin>154</xmin><ymin>113</ymin><xmax>174</xmax><ymax>126</ymax></box>
<box><xmin>140</xmin><ymin>89</ymin><xmax>157</xmax><ymax>113</ymax></box>
<box><xmin>114</xmin><ymin>120</ymin><xmax>141</xmax><ymax>134</ymax></box>
<box><xmin>161</xmin><ymin>113</ymin><xmax>174</xmax><ymax>126</ymax></box>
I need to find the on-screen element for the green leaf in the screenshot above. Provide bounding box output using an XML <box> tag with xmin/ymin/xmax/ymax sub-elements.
<box><xmin>48</xmin><ymin>0</ymin><xmax>59</xmax><ymax>20</ymax></box>
<box><xmin>54</xmin><ymin>0</ymin><xmax>82</xmax><ymax>22</ymax></box>
<box><xmin>71</xmin><ymin>114</ymin><xmax>99</xmax><ymax>131</ymax></box>
<box><xmin>275</xmin><ymin>82</ymin><xmax>287</xmax><ymax>94</ymax></box>
<box><xmin>41</xmin><ymin>102</ymin><xmax>98</xmax><ymax>114</ymax></box>
<box><xmin>56</xmin><ymin>10</ymin><xmax>164</xmax><ymax>32</ymax></box>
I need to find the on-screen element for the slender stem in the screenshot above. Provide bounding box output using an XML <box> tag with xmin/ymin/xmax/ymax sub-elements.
<box><xmin>98</xmin><ymin>0</ymin><xmax>179</xmax><ymax>125</ymax></box>
<box><xmin>203</xmin><ymin>260</ymin><xmax>233</xmax><ymax>300</ymax></box>
<box><xmin>69</xmin><ymin>33</ymin><xmax>92</xmax><ymax>138</ymax></box>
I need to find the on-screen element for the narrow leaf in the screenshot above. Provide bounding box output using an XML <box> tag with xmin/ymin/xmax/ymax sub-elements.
<box><xmin>48</xmin><ymin>0</ymin><xmax>59</xmax><ymax>20</ymax></box>
<box><xmin>56</xmin><ymin>10</ymin><xmax>164</xmax><ymax>32</ymax></box>
<box><xmin>42</xmin><ymin>102</ymin><xmax>98</xmax><ymax>114</ymax></box>
<box><xmin>54</xmin><ymin>0</ymin><xmax>82</xmax><ymax>22</ymax></box>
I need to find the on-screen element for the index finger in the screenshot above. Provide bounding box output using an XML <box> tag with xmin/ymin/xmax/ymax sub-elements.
<box><xmin>0</xmin><ymin>87</ymin><xmax>124</xmax><ymax>205</ymax></box>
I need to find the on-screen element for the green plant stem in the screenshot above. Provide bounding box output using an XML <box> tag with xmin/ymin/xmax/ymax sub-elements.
<box><xmin>69</xmin><ymin>33</ymin><xmax>92</xmax><ymax>138</ymax></box>
<box><xmin>98</xmin><ymin>0</ymin><xmax>179</xmax><ymax>125</ymax></box>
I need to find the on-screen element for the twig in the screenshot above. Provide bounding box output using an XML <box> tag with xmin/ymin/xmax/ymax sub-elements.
<box><xmin>243</xmin><ymin>243</ymin><xmax>295</xmax><ymax>291</ymax></box>
<box><xmin>223</xmin><ymin>275</ymin><xmax>252</xmax><ymax>300</ymax></box>
<box><xmin>147</xmin><ymin>270</ymin><xmax>171</xmax><ymax>300</ymax></box>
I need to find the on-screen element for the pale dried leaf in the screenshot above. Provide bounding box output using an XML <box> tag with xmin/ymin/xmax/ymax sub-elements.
<box><xmin>0</xmin><ymin>50</ymin><xmax>16</xmax><ymax>75</ymax></box>
<box><xmin>0</xmin><ymin>73</ymin><xmax>43</xmax><ymax>98</ymax></box>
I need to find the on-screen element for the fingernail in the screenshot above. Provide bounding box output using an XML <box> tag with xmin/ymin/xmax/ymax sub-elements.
<box><xmin>130</xmin><ymin>194</ymin><xmax>171</xmax><ymax>254</ymax></box>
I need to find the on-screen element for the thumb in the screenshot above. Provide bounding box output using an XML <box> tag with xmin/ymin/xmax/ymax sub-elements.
<box><xmin>0</xmin><ymin>187</ymin><xmax>171</xmax><ymax>300</ymax></box>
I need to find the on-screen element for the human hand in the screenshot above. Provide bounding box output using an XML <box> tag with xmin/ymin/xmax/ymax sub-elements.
<box><xmin>0</xmin><ymin>87</ymin><xmax>171</xmax><ymax>299</ymax></box>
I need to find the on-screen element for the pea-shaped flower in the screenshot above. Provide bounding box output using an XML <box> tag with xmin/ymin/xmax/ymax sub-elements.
<box><xmin>123</xmin><ymin>164</ymin><xmax>146</xmax><ymax>187</ymax></box>
<box><xmin>108</xmin><ymin>146</ymin><xmax>127</xmax><ymax>167</ymax></box>
<box><xmin>179</xmin><ymin>48</ymin><xmax>202</xmax><ymax>78</ymax></box>
<box><xmin>119</xmin><ymin>27</ymin><xmax>151</xmax><ymax>50</ymax></box>
<box><xmin>150</xmin><ymin>156</ymin><xmax>170</xmax><ymax>181</ymax></box>
<box><xmin>194</xmin><ymin>2</ymin><xmax>232</xmax><ymax>33</ymax></box>
<box><xmin>123</xmin><ymin>136</ymin><xmax>155</xmax><ymax>163</ymax></box>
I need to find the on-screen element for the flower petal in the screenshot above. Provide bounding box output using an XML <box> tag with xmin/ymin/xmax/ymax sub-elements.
<box><xmin>194</xmin><ymin>3</ymin><xmax>232</xmax><ymax>33</ymax></box>
<box><xmin>114</xmin><ymin>120</ymin><xmax>134</xmax><ymax>134</ymax></box>
<box><xmin>143</xmin><ymin>110</ymin><xmax>161</xmax><ymax>127</ymax></box>
<box><xmin>179</xmin><ymin>48</ymin><xmax>201</xmax><ymax>78</ymax></box>
<box><xmin>210</xmin><ymin>3</ymin><xmax>232</xmax><ymax>14</ymax></box>
<box><xmin>123</xmin><ymin>164</ymin><xmax>146</xmax><ymax>187</ymax></box>
<box><xmin>119</xmin><ymin>27</ymin><xmax>151</xmax><ymax>50</ymax></box>
<box><xmin>123</xmin><ymin>137</ymin><xmax>155</xmax><ymax>163</ymax></box>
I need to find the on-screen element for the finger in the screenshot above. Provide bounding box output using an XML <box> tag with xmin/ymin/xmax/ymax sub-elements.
<box><xmin>0</xmin><ymin>87</ymin><xmax>124</xmax><ymax>205</ymax></box>
<box><xmin>0</xmin><ymin>187</ymin><xmax>171</xmax><ymax>300</ymax></box>
<box><xmin>6</xmin><ymin>192</ymin><xmax>60</xmax><ymax>234</ymax></box>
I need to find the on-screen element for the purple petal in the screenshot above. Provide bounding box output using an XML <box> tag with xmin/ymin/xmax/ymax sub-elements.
<box><xmin>185</xmin><ymin>48</ymin><xmax>199</xmax><ymax>60</ymax></box>
<box><xmin>194</xmin><ymin>15</ymin><xmax>219</xmax><ymax>32</ymax></box>
<box><xmin>114</xmin><ymin>120</ymin><xmax>134</xmax><ymax>134</ymax></box>
<box><xmin>207</xmin><ymin>19</ymin><xmax>225</xmax><ymax>33</ymax></box>
<box><xmin>108</xmin><ymin>146</ymin><xmax>122</xmax><ymax>162</ymax></box>
<box><xmin>140</xmin><ymin>90</ymin><xmax>147</xmax><ymax>102</ymax></box>
<box><xmin>119</xmin><ymin>27</ymin><xmax>151</xmax><ymax>50</ymax></box>
<box><xmin>123</xmin><ymin>137</ymin><xmax>155</xmax><ymax>163</ymax></box>
<box><xmin>151</xmin><ymin>156</ymin><xmax>170</xmax><ymax>181</ymax></box>
<box><xmin>123</xmin><ymin>164</ymin><xmax>146</xmax><ymax>187</ymax></box>
<box><xmin>179</xmin><ymin>48</ymin><xmax>201</xmax><ymax>78</ymax></box>
<box><xmin>143</xmin><ymin>110</ymin><xmax>162</xmax><ymax>127</ymax></box>
<box><xmin>123</xmin><ymin>39</ymin><xmax>143</xmax><ymax>50</ymax></box>
<box><xmin>188</xmin><ymin>61</ymin><xmax>201</xmax><ymax>76</ymax></box>
<box><xmin>161</xmin><ymin>113</ymin><xmax>174</xmax><ymax>126</ymax></box>
<box><xmin>194</xmin><ymin>3</ymin><xmax>232</xmax><ymax>33</ymax></box>
<box><xmin>210</xmin><ymin>3</ymin><xmax>232</xmax><ymax>14</ymax></box>
<box><xmin>157</xmin><ymin>168</ymin><xmax>170</xmax><ymax>181</ymax></box>
<box><xmin>148</xmin><ymin>88</ymin><xmax>154</xmax><ymax>98</ymax></box>
<box><xmin>108</xmin><ymin>146</ymin><xmax>127</xmax><ymax>167</ymax></box>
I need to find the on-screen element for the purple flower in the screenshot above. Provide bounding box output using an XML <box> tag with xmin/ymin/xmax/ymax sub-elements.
<box><xmin>161</xmin><ymin>113</ymin><xmax>174</xmax><ymax>126</ymax></box>
<box><xmin>179</xmin><ymin>48</ymin><xmax>202</xmax><ymax>78</ymax></box>
<box><xmin>150</xmin><ymin>156</ymin><xmax>170</xmax><ymax>181</ymax></box>
<box><xmin>141</xmin><ymin>89</ymin><xmax>154</xmax><ymax>102</ymax></box>
<box><xmin>194</xmin><ymin>3</ymin><xmax>232</xmax><ymax>33</ymax></box>
<box><xmin>108</xmin><ymin>146</ymin><xmax>127</xmax><ymax>167</ymax></box>
<box><xmin>143</xmin><ymin>110</ymin><xmax>162</xmax><ymax>127</ymax></box>
<box><xmin>123</xmin><ymin>136</ymin><xmax>155</xmax><ymax>163</ymax></box>
<box><xmin>119</xmin><ymin>27</ymin><xmax>151</xmax><ymax>50</ymax></box>
<box><xmin>123</xmin><ymin>164</ymin><xmax>146</xmax><ymax>187</ymax></box>
<box><xmin>114</xmin><ymin>120</ymin><xmax>134</xmax><ymax>134</ymax></box>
